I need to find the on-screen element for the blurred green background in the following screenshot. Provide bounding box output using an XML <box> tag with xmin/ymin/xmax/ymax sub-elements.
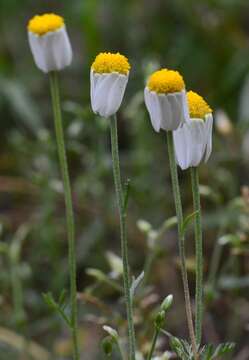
<box><xmin>0</xmin><ymin>0</ymin><xmax>249</xmax><ymax>359</ymax></box>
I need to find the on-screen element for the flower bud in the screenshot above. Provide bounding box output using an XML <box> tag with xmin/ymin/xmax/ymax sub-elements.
<box><xmin>154</xmin><ymin>310</ymin><xmax>165</xmax><ymax>329</ymax></box>
<box><xmin>102</xmin><ymin>336</ymin><xmax>113</xmax><ymax>356</ymax></box>
<box><xmin>161</xmin><ymin>294</ymin><xmax>173</xmax><ymax>312</ymax></box>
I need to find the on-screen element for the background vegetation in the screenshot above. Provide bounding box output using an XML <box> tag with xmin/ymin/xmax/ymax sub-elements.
<box><xmin>0</xmin><ymin>0</ymin><xmax>249</xmax><ymax>359</ymax></box>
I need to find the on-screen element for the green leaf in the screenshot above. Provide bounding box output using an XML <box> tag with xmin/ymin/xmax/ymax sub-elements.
<box><xmin>180</xmin><ymin>211</ymin><xmax>199</xmax><ymax>236</ymax></box>
<box><xmin>58</xmin><ymin>289</ymin><xmax>67</xmax><ymax>307</ymax></box>
<box><xmin>102</xmin><ymin>336</ymin><xmax>113</xmax><ymax>357</ymax></box>
<box><xmin>200</xmin><ymin>342</ymin><xmax>235</xmax><ymax>359</ymax></box>
<box><xmin>42</xmin><ymin>292</ymin><xmax>57</xmax><ymax>310</ymax></box>
<box><xmin>212</xmin><ymin>342</ymin><xmax>235</xmax><ymax>358</ymax></box>
<box><xmin>169</xmin><ymin>337</ymin><xmax>190</xmax><ymax>360</ymax></box>
<box><xmin>42</xmin><ymin>292</ymin><xmax>71</xmax><ymax>327</ymax></box>
<box><xmin>200</xmin><ymin>344</ymin><xmax>214</xmax><ymax>360</ymax></box>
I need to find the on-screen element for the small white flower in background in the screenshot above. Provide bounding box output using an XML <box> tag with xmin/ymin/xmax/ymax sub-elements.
<box><xmin>173</xmin><ymin>91</ymin><xmax>213</xmax><ymax>170</ymax></box>
<box><xmin>144</xmin><ymin>68</ymin><xmax>189</xmax><ymax>132</ymax></box>
<box><xmin>90</xmin><ymin>52</ymin><xmax>130</xmax><ymax>118</ymax></box>
<box><xmin>215</xmin><ymin>109</ymin><xmax>233</xmax><ymax>136</ymax></box>
<box><xmin>27</xmin><ymin>13</ymin><xmax>72</xmax><ymax>73</ymax></box>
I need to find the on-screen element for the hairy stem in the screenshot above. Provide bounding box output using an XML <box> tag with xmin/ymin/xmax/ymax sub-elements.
<box><xmin>146</xmin><ymin>328</ymin><xmax>160</xmax><ymax>360</ymax></box>
<box><xmin>190</xmin><ymin>166</ymin><xmax>203</xmax><ymax>345</ymax></box>
<box><xmin>49</xmin><ymin>71</ymin><xmax>79</xmax><ymax>360</ymax></box>
<box><xmin>110</xmin><ymin>114</ymin><xmax>136</xmax><ymax>360</ymax></box>
<box><xmin>166</xmin><ymin>131</ymin><xmax>198</xmax><ymax>359</ymax></box>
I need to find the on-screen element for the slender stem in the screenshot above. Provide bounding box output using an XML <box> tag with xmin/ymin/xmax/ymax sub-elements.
<box><xmin>146</xmin><ymin>328</ymin><xmax>160</xmax><ymax>360</ymax></box>
<box><xmin>207</xmin><ymin>235</ymin><xmax>223</xmax><ymax>290</ymax></box>
<box><xmin>190</xmin><ymin>167</ymin><xmax>203</xmax><ymax>346</ymax></box>
<box><xmin>110</xmin><ymin>114</ymin><xmax>136</xmax><ymax>360</ymax></box>
<box><xmin>116</xmin><ymin>340</ymin><xmax>126</xmax><ymax>360</ymax></box>
<box><xmin>49</xmin><ymin>71</ymin><xmax>79</xmax><ymax>360</ymax></box>
<box><xmin>166</xmin><ymin>131</ymin><xmax>198</xmax><ymax>359</ymax></box>
<box><xmin>10</xmin><ymin>257</ymin><xmax>25</xmax><ymax>327</ymax></box>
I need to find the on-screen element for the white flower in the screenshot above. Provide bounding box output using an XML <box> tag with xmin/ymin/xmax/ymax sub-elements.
<box><xmin>28</xmin><ymin>14</ymin><xmax>72</xmax><ymax>73</ymax></box>
<box><xmin>90</xmin><ymin>70</ymin><xmax>129</xmax><ymax>118</ymax></box>
<box><xmin>173</xmin><ymin>91</ymin><xmax>213</xmax><ymax>170</ymax></box>
<box><xmin>144</xmin><ymin>69</ymin><xmax>189</xmax><ymax>132</ymax></box>
<box><xmin>90</xmin><ymin>52</ymin><xmax>130</xmax><ymax>118</ymax></box>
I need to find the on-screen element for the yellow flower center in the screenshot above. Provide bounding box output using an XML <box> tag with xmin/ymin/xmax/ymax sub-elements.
<box><xmin>91</xmin><ymin>52</ymin><xmax>130</xmax><ymax>75</ymax></box>
<box><xmin>28</xmin><ymin>14</ymin><xmax>64</xmax><ymax>36</ymax></box>
<box><xmin>187</xmin><ymin>91</ymin><xmax>212</xmax><ymax>120</ymax></box>
<box><xmin>147</xmin><ymin>69</ymin><xmax>185</xmax><ymax>94</ymax></box>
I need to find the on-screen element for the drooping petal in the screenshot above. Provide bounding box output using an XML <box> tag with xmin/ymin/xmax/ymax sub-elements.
<box><xmin>180</xmin><ymin>90</ymin><xmax>190</xmax><ymax>123</ymax></box>
<box><xmin>90</xmin><ymin>72</ymin><xmax>128</xmax><ymax>117</ymax></box>
<box><xmin>173</xmin><ymin>119</ymin><xmax>207</xmax><ymax>169</ymax></box>
<box><xmin>187</xmin><ymin>119</ymin><xmax>206</xmax><ymax>167</ymax></box>
<box><xmin>28</xmin><ymin>26</ymin><xmax>72</xmax><ymax>73</ymax></box>
<box><xmin>144</xmin><ymin>89</ymin><xmax>186</xmax><ymax>132</ymax></box>
<box><xmin>173</xmin><ymin>124</ymin><xmax>190</xmax><ymax>170</ymax></box>
<box><xmin>203</xmin><ymin>113</ymin><xmax>213</xmax><ymax>162</ymax></box>
<box><xmin>167</xmin><ymin>93</ymin><xmax>183</xmax><ymax>130</ymax></box>
<box><xmin>144</xmin><ymin>88</ymin><xmax>161</xmax><ymax>132</ymax></box>
<box><xmin>159</xmin><ymin>94</ymin><xmax>172</xmax><ymax>131</ymax></box>
<box><xmin>105</xmin><ymin>74</ymin><xmax>128</xmax><ymax>117</ymax></box>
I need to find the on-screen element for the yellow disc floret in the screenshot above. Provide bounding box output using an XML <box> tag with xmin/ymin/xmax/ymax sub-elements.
<box><xmin>187</xmin><ymin>91</ymin><xmax>212</xmax><ymax>119</ymax></box>
<box><xmin>91</xmin><ymin>52</ymin><xmax>130</xmax><ymax>75</ymax></box>
<box><xmin>147</xmin><ymin>69</ymin><xmax>185</xmax><ymax>94</ymax></box>
<box><xmin>28</xmin><ymin>14</ymin><xmax>64</xmax><ymax>36</ymax></box>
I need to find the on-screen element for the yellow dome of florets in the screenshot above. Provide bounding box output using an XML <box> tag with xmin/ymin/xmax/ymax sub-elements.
<box><xmin>28</xmin><ymin>13</ymin><xmax>64</xmax><ymax>36</ymax></box>
<box><xmin>147</xmin><ymin>69</ymin><xmax>185</xmax><ymax>94</ymax></box>
<box><xmin>91</xmin><ymin>52</ymin><xmax>130</xmax><ymax>75</ymax></box>
<box><xmin>187</xmin><ymin>91</ymin><xmax>212</xmax><ymax>119</ymax></box>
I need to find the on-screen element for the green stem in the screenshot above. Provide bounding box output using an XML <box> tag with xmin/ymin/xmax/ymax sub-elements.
<box><xmin>110</xmin><ymin>115</ymin><xmax>136</xmax><ymax>360</ymax></box>
<box><xmin>10</xmin><ymin>257</ymin><xmax>25</xmax><ymax>327</ymax></box>
<box><xmin>146</xmin><ymin>328</ymin><xmax>160</xmax><ymax>360</ymax></box>
<box><xmin>166</xmin><ymin>131</ymin><xmax>198</xmax><ymax>359</ymax></box>
<box><xmin>116</xmin><ymin>340</ymin><xmax>126</xmax><ymax>360</ymax></box>
<box><xmin>49</xmin><ymin>72</ymin><xmax>79</xmax><ymax>360</ymax></box>
<box><xmin>190</xmin><ymin>167</ymin><xmax>203</xmax><ymax>346</ymax></box>
<box><xmin>207</xmin><ymin>234</ymin><xmax>223</xmax><ymax>290</ymax></box>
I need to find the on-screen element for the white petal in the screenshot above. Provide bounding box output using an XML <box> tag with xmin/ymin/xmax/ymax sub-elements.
<box><xmin>180</xmin><ymin>90</ymin><xmax>190</xmax><ymax>123</ymax></box>
<box><xmin>144</xmin><ymin>88</ymin><xmax>161</xmax><ymax>132</ymax></box>
<box><xmin>93</xmin><ymin>73</ymin><xmax>117</xmax><ymax>116</ymax></box>
<box><xmin>159</xmin><ymin>95</ymin><xmax>173</xmax><ymax>131</ymax></box>
<box><xmin>144</xmin><ymin>89</ymin><xmax>189</xmax><ymax>132</ymax></box>
<box><xmin>203</xmin><ymin>113</ymin><xmax>213</xmax><ymax>162</ymax></box>
<box><xmin>28</xmin><ymin>26</ymin><xmax>72</xmax><ymax>73</ymax></box>
<box><xmin>187</xmin><ymin>119</ymin><xmax>206</xmax><ymax>167</ymax></box>
<box><xmin>105</xmin><ymin>74</ymin><xmax>128</xmax><ymax>117</ymax></box>
<box><xmin>173</xmin><ymin>119</ymin><xmax>206</xmax><ymax>169</ymax></box>
<box><xmin>166</xmin><ymin>93</ymin><xmax>182</xmax><ymax>130</ymax></box>
<box><xmin>90</xmin><ymin>72</ymin><xmax>128</xmax><ymax>117</ymax></box>
<box><xmin>173</xmin><ymin>125</ymin><xmax>190</xmax><ymax>170</ymax></box>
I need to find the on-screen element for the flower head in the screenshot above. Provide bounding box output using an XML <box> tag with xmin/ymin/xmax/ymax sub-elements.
<box><xmin>90</xmin><ymin>52</ymin><xmax>130</xmax><ymax>118</ymax></box>
<box><xmin>27</xmin><ymin>13</ymin><xmax>72</xmax><ymax>73</ymax></box>
<box><xmin>28</xmin><ymin>14</ymin><xmax>64</xmax><ymax>36</ymax></box>
<box><xmin>144</xmin><ymin>68</ymin><xmax>188</xmax><ymax>132</ymax></box>
<box><xmin>187</xmin><ymin>91</ymin><xmax>212</xmax><ymax>119</ymax></box>
<box><xmin>173</xmin><ymin>91</ymin><xmax>213</xmax><ymax>170</ymax></box>
<box><xmin>91</xmin><ymin>52</ymin><xmax>130</xmax><ymax>75</ymax></box>
<box><xmin>147</xmin><ymin>69</ymin><xmax>185</xmax><ymax>94</ymax></box>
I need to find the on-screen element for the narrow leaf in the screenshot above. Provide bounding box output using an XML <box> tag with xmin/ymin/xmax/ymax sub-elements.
<box><xmin>180</xmin><ymin>211</ymin><xmax>199</xmax><ymax>236</ymax></box>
